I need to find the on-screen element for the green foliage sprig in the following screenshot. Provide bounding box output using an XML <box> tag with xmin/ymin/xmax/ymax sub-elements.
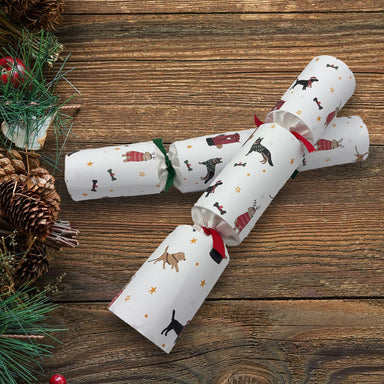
<box><xmin>0</xmin><ymin>287</ymin><xmax>63</xmax><ymax>384</ymax></box>
<box><xmin>0</xmin><ymin>30</ymin><xmax>79</xmax><ymax>162</ymax></box>
<box><xmin>0</xmin><ymin>9</ymin><xmax>62</xmax><ymax>65</ymax></box>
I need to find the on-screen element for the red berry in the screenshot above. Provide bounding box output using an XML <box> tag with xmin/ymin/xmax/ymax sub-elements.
<box><xmin>0</xmin><ymin>56</ymin><xmax>26</xmax><ymax>88</ymax></box>
<box><xmin>49</xmin><ymin>374</ymin><xmax>67</xmax><ymax>384</ymax></box>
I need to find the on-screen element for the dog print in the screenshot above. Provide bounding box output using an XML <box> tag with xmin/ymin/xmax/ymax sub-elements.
<box><xmin>245</xmin><ymin>137</ymin><xmax>273</xmax><ymax>166</ymax></box>
<box><xmin>292</xmin><ymin>76</ymin><xmax>319</xmax><ymax>90</ymax></box>
<box><xmin>199</xmin><ymin>157</ymin><xmax>223</xmax><ymax>184</ymax></box>
<box><xmin>204</xmin><ymin>180</ymin><xmax>223</xmax><ymax>197</ymax></box>
<box><xmin>151</xmin><ymin>245</ymin><xmax>186</xmax><ymax>272</ymax></box>
<box><xmin>161</xmin><ymin>309</ymin><xmax>187</xmax><ymax>338</ymax></box>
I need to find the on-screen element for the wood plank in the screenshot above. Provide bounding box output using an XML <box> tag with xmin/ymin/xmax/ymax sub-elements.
<box><xmin>54</xmin><ymin>61</ymin><xmax>384</xmax><ymax>145</ymax></box>
<box><xmin>42</xmin><ymin>146</ymin><xmax>383</xmax><ymax>302</ymax></box>
<box><xmin>57</xmin><ymin>13</ymin><xmax>384</xmax><ymax>73</ymax></box>
<box><xmin>41</xmin><ymin>300</ymin><xmax>384</xmax><ymax>383</ymax></box>
<box><xmin>64</xmin><ymin>0</ymin><xmax>384</xmax><ymax>14</ymax></box>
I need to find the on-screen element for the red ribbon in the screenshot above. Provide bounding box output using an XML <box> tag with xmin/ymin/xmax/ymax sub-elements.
<box><xmin>254</xmin><ymin>114</ymin><xmax>316</xmax><ymax>153</ymax></box>
<box><xmin>290</xmin><ymin>131</ymin><xmax>316</xmax><ymax>153</ymax></box>
<box><xmin>254</xmin><ymin>114</ymin><xmax>263</xmax><ymax>127</ymax></box>
<box><xmin>202</xmin><ymin>227</ymin><xmax>226</xmax><ymax>259</ymax></box>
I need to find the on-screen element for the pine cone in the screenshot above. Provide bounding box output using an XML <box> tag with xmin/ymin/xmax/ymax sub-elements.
<box><xmin>0</xmin><ymin>180</ymin><xmax>79</xmax><ymax>248</ymax></box>
<box><xmin>0</xmin><ymin>180</ymin><xmax>53</xmax><ymax>241</ymax></box>
<box><xmin>2</xmin><ymin>0</ymin><xmax>64</xmax><ymax>32</ymax></box>
<box><xmin>24</xmin><ymin>167</ymin><xmax>60</xmax><ymax>220</ymax></box>
<box><xmin>14</xmin><ymin>241</ymin><xmax>49</xmax><ymax>285</ymax></box>
<box><xmin>0</xmin><ymin>149</ymin><xmax>26</xmax><ymax>183</ymax></box>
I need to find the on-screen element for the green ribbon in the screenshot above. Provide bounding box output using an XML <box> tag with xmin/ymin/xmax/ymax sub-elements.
<box><xmin>153</xmin><ymin>138</ymin><xmax>176</xmax><ymax>193</ymax></box>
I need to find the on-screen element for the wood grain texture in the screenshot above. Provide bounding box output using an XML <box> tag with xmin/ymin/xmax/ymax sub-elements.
<box><xmin>58</xmin><ymin>13</ymin><xmax>384</xmax><ymax>72</ymax></box>
<box><xmin>43</xmin><ymin>300</ymin><xmax>384</xmax><ymax>383</ymax></box>
<box><xmin>64</xmin><ymin>0</ymin><xmax>384</xmax><ymax>14</ymax></box>
<box><xmin>34</xmin><ymin>0</ymin><xmax>384</xmax><ymax>382</ymax></box>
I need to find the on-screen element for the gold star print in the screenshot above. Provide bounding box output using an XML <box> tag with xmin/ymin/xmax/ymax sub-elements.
<box><xmin>139</xmin><ymin>172</ymin><xmax>146</xmax><ymax>177</ymax></box>
<box><xmin>332</xmin><ymin>123</ymin><xmax>336</xmax><ymax>127</ymax></box>
<box><xmin>110</xmin><ymin>189</ymin><xmax>114</xmax><ymax>192</ymax></box>
<box><xmin>271</xmin><ymin>124</ymin><xmax>276</xmax><ymax>129</ymax></box>
<box><xmin>290</xmin><ymin>158</ymin><xmax>295</xmax><ymax>164</ymax></box>
<box><xmin>190</xmin><ymin>237</ymin><xmax>197</xmax><ymax>244</ymax></box>
<box><xmin>87</xmin><ymin>161</ymin><xmax>94</xmax><ymax>167</ymax></box>
<box><xmin>82</xmin><ymin>193</ymin><xmax>88</xmax><ymax>196</ymax></box>
<box><xmin>187</xmin><ymin>145</ymin><xmax>192</xmax><ymax>149</ymax></box>
<box><xmin>315</xmin><ymin>57</ymin><xmax>319</xmax><ymax>61</ymax></box>
<box><xmin>317</xmin><ymin>116</ymin><xmax>321</xmax><ymax>121</ymax></box>
<box><xmin>124</xmin><ymin>295</ymin><xmax>131</xmax><ymax>302</ymax></box>
<box><xmin>247</xmin><ymin>173</ymin><xmax>250</xmax><ymax>176</ymax></box>
<box><xmin>325</xmin><ymin>158</ymin><xmax>331</xmax><ymax>162</ymax></box>
<box><xmin>330</xmin><ymin>87</ymin><xmax>334</xmax><ymax>93</ymax></box>
<box><xmin>183</xmin><ymin>178</ymin><xmax>187</xmax><ymax>180</ymax></box>
<box><xmin>156</xmin><ymin>184</ymin><xmax>160</xmax><ymax>188</ymax></box>
<box><xmin>200</xmin><ymin>280</ymin><xmax>206</xmax><ymax>287</ymax></box>
<box><xmin>235</xmin><ymin>186</ymin><xmax>241</xmax><ymax>193</ymax></box>
<box><xmin>296</xmin><ymin>110</ymin><xmax>302</xmax><ymax>116</ymax></box>
<box><xmin>115</xmin><ymin>147</ymin><xmax>120</xmax><ymax>150</ymax></box>
<box><xmin>149</xmin><ymin>287</ymin><xmax>157</xmax><ymax>294</ymax></box>
<box><xmin>339</xmin><ymin>77</ymin><xmax>341</xmax><ymax>80</ymax></box>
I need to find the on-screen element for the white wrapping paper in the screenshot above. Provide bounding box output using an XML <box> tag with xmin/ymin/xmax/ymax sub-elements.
<box><xmin>109</xmin><ymin>225</ymin><xmax>229</xmax><ymax>353</ymax></box>
<box><xmin>298</xmin><ymin>116</ymin><xmax>369</xmax><ymax>171</ymax></box>
<box><xmin>65</xmin><ymin>141</ymin><xmax>167</xmax><ymax>201</ymax></box>
<box><xmin>168</xmin><ymin>129</ymin><xmax>255</xmax><ymax>193</ymax></box>
<box><xmin>192</xmin><ymin>123</ymin><xmax>303</xmax><ymax>246</ymax></box>
<box><xmin>265</xmin><ymin>55</ymin><xmax>356</xmax><ymax>143</ymax></box>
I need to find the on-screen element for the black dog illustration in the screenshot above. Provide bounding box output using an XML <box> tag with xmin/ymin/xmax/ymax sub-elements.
<box><xmin>292</xmin><ymin>76</ymin><xmax>318</xmax><ymax>90</ymax></box>
<box><xmin>161</xmin><ymin>309</ymin><xmax>187</xmax><ymax>338</ymax></box>
<box><xmin>245</xmin><ymin>137</ymin><xmax>273</xmax><ymax>166</ymax></box>
<box><xmin>205</xmin><ymin>180</ymin><xmax>223</xmax><ymax>197</ymax></box>
<box><xmin>199</xmin><ymin>157</ymin><xmax>223</xmax><ymax>184</ymax></box>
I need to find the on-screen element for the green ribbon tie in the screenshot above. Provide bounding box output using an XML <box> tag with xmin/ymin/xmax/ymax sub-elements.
<box><xmin>153</xmin><ymin>138</ymin><xmax>176</xmax><ymax>192</ymax></box>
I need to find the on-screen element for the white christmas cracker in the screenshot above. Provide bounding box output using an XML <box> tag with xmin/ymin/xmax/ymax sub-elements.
<box><xmin>110</xmin><ymin>56</ymin><xmax>361</xmax><ymax>353</ymax></box>
<box><xmin>265</xmin><ymin>55</ymin><xmax>356</xmax><ymax>143</ymax></box>
<box><xmin>109</xmin><ymin>225</ymin><xmax>229</xmax><ymax>353</ymax></box>
<box><xmin>193</xmin><ymin>55</ymin><xmax>356</xmax><ymax>246</ymax></box>
<box><xmin>65</xmin><ymin>116</ymin><xmax>368</xmax><ymax>200</ymax></box>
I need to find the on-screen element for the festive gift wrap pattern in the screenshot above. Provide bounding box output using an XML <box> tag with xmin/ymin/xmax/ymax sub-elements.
<box><xmin>298</xmin><ymin>116</ymin><xmax>369</xmax><ymax>171</ymax></box>
<box><xmin>265</xmin><ymin>55</ymin><xmax>356</xmax><ymax>143</ymax></box>
<box><xmin>192</xmin><ymin>123</ymin><xmax>303</xmax><ymax>246</ymax></box>
<box><xmin>108</xmin><ymin>225</ymin><xmax>229</xmax><ymax>353</ymax></box>
<box><xmin>168</xmin><ymin>129</ymin><xmax>255</xmax><ymax>193</ymax></box>
<box><xmin>65</xmin><ymin>141</ymin><xmax>167</xmax><ymax>201</ymax></box>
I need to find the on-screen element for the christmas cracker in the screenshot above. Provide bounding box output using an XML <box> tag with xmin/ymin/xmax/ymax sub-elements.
<box><xmin>110</xmin><ymin>56</ymin><xmax>362</xmax><ymax>353</ymax></box>
<box><xmin>65</xmin><ymin>120</ymin><xmax>368</xmax><ymax>201</ymax></box>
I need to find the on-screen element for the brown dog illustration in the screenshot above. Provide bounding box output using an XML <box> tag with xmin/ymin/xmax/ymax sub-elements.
<box><xmin>151</xmin><ymin>245</ymin><xmax>186</xmax><ymax>272</ymax></box>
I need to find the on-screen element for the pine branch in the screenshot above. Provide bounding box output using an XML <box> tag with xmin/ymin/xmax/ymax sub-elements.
<box><xmin>0</xmin><ymin>287</ymin><xmax>63</xmax><ymax>384</ymax></box>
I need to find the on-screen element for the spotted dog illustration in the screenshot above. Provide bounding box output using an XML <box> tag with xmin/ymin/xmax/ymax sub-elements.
<box><xmin>151</xmin><ymin>245</ymin><xmax>186</xmax><ymax>272</ymax></box>
<box><xmin>199</xmin><ymin>157</ymin><xmax>223</xmax><ymax>184</ymax></box>
<box><xmin>292</xmin><ymin>76</ymin><xmax>318</xmax><ymax>90</ymax></box>
<box><xmin>122</xmin><ymin>151</ymin><xmax>153</xmax><ymax>162</ymax></box>
<box><xmin>205</xmin><ymin>180</ymin><xmax>223</xmax><ymax>197</ymax></box>
<box><xmin>161</xmin><ymin>310</ymin><xmax>188</xmax><ymax>338</ymax></box>
<box><xmin>245</xmin><ymin>137</ymin><xmax>273</xmax><ymax>166</ymax></box>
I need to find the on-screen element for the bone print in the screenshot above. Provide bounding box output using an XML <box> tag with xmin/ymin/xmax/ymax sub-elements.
<box><xmin>313</xmin><ymin>97</ymin><xmax>323</xmax><ymax>110</ymax></box>
<box><xmin>213</xmin><ymin>202</ymin><xmax>226</xmax><ymax>215</ymax></box>
<box><xmin>184</xmin><ymin>159</ymin><xmax>193</xmax><ymax>172</ymax></box>
<box><xmin>107</xmin><ymin>169</ymin><xmax>117</xmax><ymax>181</ymax></box>
<box><xmin>234</xmin><ymin>162</ymin><xmax>247</xmax><ymax>167</ymax></box>
<box><xmin>326</xmin><ymin>64</ymin><xmax>339</xmax><ymax>70</ymax></box>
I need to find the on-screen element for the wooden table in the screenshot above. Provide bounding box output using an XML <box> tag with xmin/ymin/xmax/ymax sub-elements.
<box><xmin>42</xmin><ymin>1</ymin><xmax>384</xmax><ymax>383</ymax></box>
